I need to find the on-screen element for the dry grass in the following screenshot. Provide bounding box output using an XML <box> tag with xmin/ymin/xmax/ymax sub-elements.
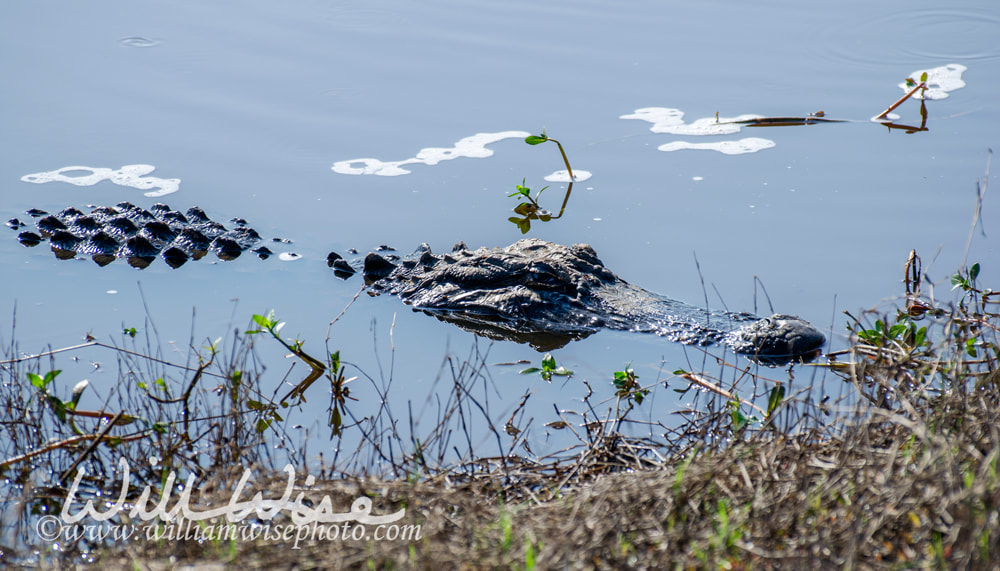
<box><xmin>1</xmin><ymin>247</ymin><xmax>998</xmax><ymax>570</ymax></box>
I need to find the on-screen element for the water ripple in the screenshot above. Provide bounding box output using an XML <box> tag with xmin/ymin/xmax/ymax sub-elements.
<box><xmin>119</xmin><ymin>36</ymin><xmax>161</xmax><ymax>48</ymax></box>
<box><xmin>814</xmin><ymin>8</ymin><xmax>1000</xmax><ymax>68</ymax></box>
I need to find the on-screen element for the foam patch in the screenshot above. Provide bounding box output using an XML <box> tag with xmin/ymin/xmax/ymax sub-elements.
<box><xmin>621</xmin><ymin>108</ymin><xmax>775</xmax><ymax>155</ymax></box>
<box><xmin>20</xmin><ymin>165</ymin><xmax>180</xmax><ymax>197</ymax></box>
<box><xmin>332</xmin><ymin>131</ymin><xmax>531</xmax><ymax>176</ymax></box>
<box><xmin>900</xmin><ymin>63</ymin><xmax>967</xmax><ymax>100</ymax></box>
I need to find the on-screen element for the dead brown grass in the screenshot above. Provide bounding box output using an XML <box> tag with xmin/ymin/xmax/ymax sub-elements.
<box><xmin>3</xmin><ymin>248</ymin><xmax>998</xmax><ymax>570</ymax></box>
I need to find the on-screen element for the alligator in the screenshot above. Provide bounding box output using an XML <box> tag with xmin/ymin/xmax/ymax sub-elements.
<box><xmin>356</xmin><ymin>238</ymin><xmax>825</xmax><ymax>363</ymax></box>
<box><xmin>9</xmin><ymin>204</ymin><xmax>825</xmax><ymax>363</ymax></box>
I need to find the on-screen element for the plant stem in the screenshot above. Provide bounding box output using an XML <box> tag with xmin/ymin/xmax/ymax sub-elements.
<box><xmin>549</xmin><ymin>138</ymin><xmax>575</xmax><ymax>181</ymax></box>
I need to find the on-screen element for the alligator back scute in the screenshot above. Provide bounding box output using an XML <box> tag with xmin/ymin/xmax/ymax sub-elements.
<box><xmin>12</xmin><ymin>203</ymin><xmax>269</xmax><ymax>268</ymax></box>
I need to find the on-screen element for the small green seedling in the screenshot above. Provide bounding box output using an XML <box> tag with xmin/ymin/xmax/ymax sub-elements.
<box><xmin>612</xmin><ymin>363</ymin><xmax>648</xmax><ymax>405</ymax></box>
<box><xmin>727</xmin><ymin>396</ymin><xmax>757</xmax><ymax>432</ymax></box>
<box><xmin>508</xmin><ymin>131</ymin><xmax>578</xmax><ymax>233</ymax></box>
<box><xmin>520</xmin><ymin>353</ymin><xmax>573</xmax><ymax>382</ymax></box>
<box><xmin>246</xmin><ymin>311</ymin><xmax>354</xmax><ymax>432</ymax></box>
<box><xmin>524</xmin><ymin>131</ymin><xmax>575</xmax><ymax>181</ymax></box>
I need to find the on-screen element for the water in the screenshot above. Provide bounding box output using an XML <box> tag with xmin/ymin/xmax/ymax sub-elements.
<box><xmin>2</xmin><ymin>0</ymin><xmax>998</xmax><ymax>464</ymax></box>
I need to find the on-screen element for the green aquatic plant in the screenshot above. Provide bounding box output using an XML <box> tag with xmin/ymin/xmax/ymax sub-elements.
<box><xmin>520</xmin><ymin>352</ymin><xmax>573</xmax><ymax>382</ymax></box>
<box><xmin>524</xmin><ymin>131</ymin><xmax>575</xmax><ymax>181</ymax></box>
<box><xmin>508</xmin><ymin>131</ymin><xmax>577</xmax><ymax>233</ymax></box>
<box><xmin>612</xmin><ymin>363</ymin><xmax>648</xmax><ymax>405</ymax></box>
<box><xmin>245</xmin><ymin>311</ymin><xmax>356</xmax><ymax>433</ymax></box>
<box><xmin>246</xmin><ymin>310</ymin><xmax>326</xmax><ymax>403</ymax></box>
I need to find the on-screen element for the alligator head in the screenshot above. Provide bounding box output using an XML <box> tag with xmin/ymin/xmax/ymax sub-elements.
<box><xmin>358</xmin><ymin>238</ymin><xmax>825</xmax><ymax>363</ymax></box>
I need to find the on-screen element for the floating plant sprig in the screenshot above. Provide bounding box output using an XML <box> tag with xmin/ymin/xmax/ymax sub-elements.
<box><xmin>508</xmin><ymin>131</ymin><xmax>578</xmax><ymax>233</ymax></box>
<box><xmin>874</xmin><ymin>72</ymin><xmax>928</xmax><ymax>121</ymax></box>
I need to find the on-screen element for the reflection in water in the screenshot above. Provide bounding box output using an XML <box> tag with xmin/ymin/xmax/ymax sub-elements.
<box><xmin>421</xmin><ymin>308</ymin><xmax>591</xmax><ymax>352</ymax></box>
<box><xmin>20</xmin><ymin>165</ymin><xmax>180</xmax><ymax>197</ymax></box>
<box><xmin>331</xmin><ymin>131</ymin><xmax>530</xmax><ymax>176</ymax></box>
<box><xmin>506</xmin><ymin>134</ymin><xmax>592</xmax><ymax>233</ymax></box>
<box><xmin>508</xmin><ymin>180</ymin><xmax>575</xmax><ymax>234</ymax></box>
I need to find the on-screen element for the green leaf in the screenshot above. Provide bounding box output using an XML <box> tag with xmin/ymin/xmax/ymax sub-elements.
<box><xmin>28</xmin><ymin>372</ymin><xmax>46</xmax><ymax>390</ymax></box>
<box><xmin>966</xmin><ymin>337</ymin><xmax>978</xmax><ymax>357</ymax></box>
<box><xmin>541</xmin><ymin>353</ymin><xmax>556</xmax><ymax>371</ymax></box>
<box><xmin>889</xmin><ymin>323</ymin><xmax>907</xmax><ymax>339</ymax></box>
<box><xmin>519</xmin><ymin>367</ymin><xmax>542</xmax><ymax>375</ymax></box>
<box><xmin>251</xmin><ymin>313</ymin><xmax>270</xmax><ymax>328</ymax></box>
<box><xmin>123</xmin><ymin>327</ymin><xmax>137</xmax><ymax>338</ymax></box>
<box><xmin>920</xmin><ymin>71</ymin><xmax>928</xmax><ymax>82</ymax></box>
<box><xmin>330</xmin><ymin>350</ymin><xmax>341</xmax><ymax>372</ymax></box>
<box><xmin>255</xmin><ymin>418</ymin><xmax>272</xmax><ymax>433</ymax></box>
<box><xmin>525</xmin><ymin>135</ymin><xmax>549</xmax><ymax>145</ymax></box>
<box><xmin>766</xmin><ymin>385</ymin><xmax>785</xmax><ymax>418</ymax></box>
<box><xmin>970</xmin><ymin>263</ymin><xmax>980</xmax><ymax>281</ymax></box>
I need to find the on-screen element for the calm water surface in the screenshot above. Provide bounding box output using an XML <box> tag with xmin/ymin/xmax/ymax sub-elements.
<box><xmin>1</xmin><ymin>0</ymin><xmax>998</xmax><ymax>460</ymax></box>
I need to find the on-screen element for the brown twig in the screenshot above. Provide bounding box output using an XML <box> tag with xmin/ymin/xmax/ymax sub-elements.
<box><xmin>875</xmin><ymin>81</ymin><xmax>926</xmax><ymax>120</ymax></box>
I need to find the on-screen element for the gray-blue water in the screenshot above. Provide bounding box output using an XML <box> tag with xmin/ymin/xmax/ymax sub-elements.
<box><xmin>2</xmin><ymin>0</ymin><xmax>998</xmax><ymax>463</ymax></box>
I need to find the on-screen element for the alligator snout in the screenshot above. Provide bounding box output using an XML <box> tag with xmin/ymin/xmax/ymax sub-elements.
<box><xmin>728</xmin><ymin>314</ymin><xmax>826</xmax><ymax>364</ymax></box>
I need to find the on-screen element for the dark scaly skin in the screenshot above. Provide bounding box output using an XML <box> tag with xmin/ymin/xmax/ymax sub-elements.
<box><xmin>361</xmin><ymin>239</ymin><xmax>825</xmax><ymax>363</ymax></box>
<box><xmin>9</xmin><ymin>206</ymin><xmax>824</xmax><ymax>363</ymax></box>
<box><xmin>11</xmin><ymin>203</ymin><xmax>269</xmax><ymax>268</ymax></box>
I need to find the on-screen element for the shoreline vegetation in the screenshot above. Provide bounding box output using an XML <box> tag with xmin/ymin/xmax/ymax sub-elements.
<box><xmin>1</xmin><ymin>153</ymin><xmax>995</xmax><ymax>568</ymax></box>
<box><xmin>1</xmin><ymin>245</ymin><xmax>996</xmax><ymax>569</ymax></box>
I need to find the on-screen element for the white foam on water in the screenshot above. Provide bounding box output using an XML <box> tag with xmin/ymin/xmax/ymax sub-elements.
<box><xmin>332</xmin><ymin>131</ymin><xmax>532</xmax><ymax>176</ymax></box>
<box><xmin>621</xmin><ymin>107</ymin><xmax>775</xmax><ymax>154</ymax></box>
<box><xmin>658</xmin><ymin>138</ymin><xmax>776</xmax><ymax>155</ymax></box>
<box><xmin>543</xmin><ymin>170</ymin><xmax>592</xmax><ymax>183</ymax></box>
<box><xmin>20</xmin><ymin>165</ymin><xmax>180</xmax><ymax>197</ymax></box>
<box><xmin>900</xmin><ymin>63</ymin><xmax>967</xmax><ymax>100</ymax></box>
